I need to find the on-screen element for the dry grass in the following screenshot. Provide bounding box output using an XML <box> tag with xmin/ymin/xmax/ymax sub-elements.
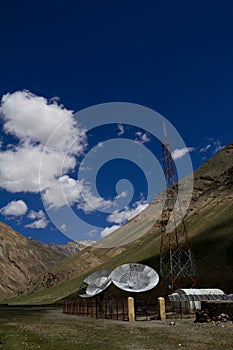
<box><xmin>0</xmin><ymin>306</ymin><xmax>233</xmax><ymax>350</ymax></box>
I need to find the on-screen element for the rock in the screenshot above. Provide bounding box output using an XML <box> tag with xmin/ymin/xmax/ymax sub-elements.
<box><xmin>194</xmin><ymin>311</ymin><xmax>211</xmax><ymax>323</ymax></box>
<box><xmin>195</xmin><ymin>308</ymin><xmax>232</xmax><ymax>323</ymax></box>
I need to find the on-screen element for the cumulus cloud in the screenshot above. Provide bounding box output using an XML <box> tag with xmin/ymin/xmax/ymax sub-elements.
<box><xmin>171</xmin><ymin>147</ymin><xmax>194</xmax><ymax>160</ymax></box>
<box><xmin>1</xmin><ymin>90</ymin><xmax>83</xmax><ymax>150</ymax></box>
<box><xmin>100</xmin><ymin>225</ymin><xmax>121</xmax><ymax>238</ymax></box>
<box><xmin>0</xmin><ymin>145</ymin><xmax>49</xmax><ymax>192</ymax></box>
<box><xmin>43</xmin><ymin>175</ymin><xmax>82</xmax><ymax>209</ymax></box>
<box><xmin>26</xmin><ymin>217</ymin><xmax>48</xmax><ymax>229</ymax></box>
<box><xmin>107</xmin><ymin>199</ymin><xmax>148</xmax><ymax>224</ymax></box>
<box><xmin>0</xmin><ymin>90</ymin><xmax>87</xmax><ymax>195</ymax></box>
<box><xmin>59</xmin><ymin>223</ymin><xmax>67</xmax><ymax>231</ymax></box>
<box><xmin>135</xmin><ymin>131</ymin><xmax>151</xmax><ymax>144</ymax></box>
<box><xmin>0</xmin><ymin>200</ymin><xmax>28</xmax><ymax>216</ymax></box>
<box><xmin>26</xmin><ymin>210</ymin><xmax>48</xmax><ymax>229</ymax></box>
<box><xmin>28</xmin><ymin>210</ymin><xmax>45</xmax><ymax>220</ymax></box>
<box><xmin>42</xmin><ymin>175</ymin><xmax>114</xmax><ymax>212</ymax></box>
<box><xmin>76</xmin><ymin>182</ymin><xmax>113</xmax><ymax>213</ymax></box>
<box><xmin>117</xmin><ymin>123</ymin><xmax>125</xmax><ymax>136</ymax></box>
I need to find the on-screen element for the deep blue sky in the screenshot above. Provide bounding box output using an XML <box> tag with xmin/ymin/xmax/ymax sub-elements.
<box><xmin>0</xmin><ymin>1</ymin><xmax>232</xmax><ymax>243</ymax></box>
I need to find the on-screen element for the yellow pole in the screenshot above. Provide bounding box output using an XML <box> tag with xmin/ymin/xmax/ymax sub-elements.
<box><xmin>128</xmin><ymin>297</ymin><xmax>135</xmax><ymax>321</ymax></box>
<box><xmin>158</xmin><ymin>297</ymin><xmax>166</xmax><ymax>320</ymax></box>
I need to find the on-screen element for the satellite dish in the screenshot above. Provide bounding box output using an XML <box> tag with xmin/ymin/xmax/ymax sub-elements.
<box><xmin>80</xmin><ymin>269</ymin><xmax>112</xmax><ymax>297</ymax></box>
<box><xmin>110</xmin><ymin>263</ymin><xmax>159</xmax><ymax>292</ymax></box>
<box><xmin>80</xmin><ymin>281</ymin><xmax>111</xmax><ymax>298</ymax></box>
<box><xmin>84</xmin><ymin>269</ymin><xmax>111</xmax><ymax>286</ymax></box>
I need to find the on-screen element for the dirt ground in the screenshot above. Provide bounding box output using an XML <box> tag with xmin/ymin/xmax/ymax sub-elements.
<box><xmin>0</xmin><ymin>306</ymin><xmax>233</xmax><ymax>350</ymax></box>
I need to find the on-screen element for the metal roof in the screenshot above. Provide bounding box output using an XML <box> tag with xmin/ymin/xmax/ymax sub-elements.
<box><xmin>174</xmin><ymin>288</ymin><xmax>224</xmax><ymax>295</ymax></box>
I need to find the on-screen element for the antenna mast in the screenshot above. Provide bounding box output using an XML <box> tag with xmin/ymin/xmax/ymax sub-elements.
<box><xmin>160</xmin><ymin>123</ymin><xmax>197</xmax><ymax>293</ymax></box>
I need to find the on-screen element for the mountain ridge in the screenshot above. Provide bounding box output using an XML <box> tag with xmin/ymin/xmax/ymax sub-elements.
<box><xmin>42</xmin><ymin>240</ymin><xmax>96</xmax><ymax>257</ymax></box>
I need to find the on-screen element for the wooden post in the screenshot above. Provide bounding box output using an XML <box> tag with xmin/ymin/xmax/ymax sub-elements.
<box><xmin>128</xmin><ymin>297</ymin><xmax>135</xmax><ymax>321</ymax></box>
<box><xmin>158</xmin><ymin>297</ymin><xmax>166</xmax><ymax>320</ymax></box>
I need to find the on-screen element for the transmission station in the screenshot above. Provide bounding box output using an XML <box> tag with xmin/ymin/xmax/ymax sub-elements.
<box><xmin>159</xmin><ymin>124</ymin><xmax>198</xmax><ymax>293</ymax></box>
<box><xmin>78</xmin><ymin>125</ymin><xmax>198</xmax><ymax>302</ymax></box>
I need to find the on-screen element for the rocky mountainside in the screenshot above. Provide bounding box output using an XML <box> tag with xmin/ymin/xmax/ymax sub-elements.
<box><xmin>0</xmin><ymin>222</ymin><xmax>66</xmax><ymax>300</ymax></box>
<box><xmin>3</xmin><ymin>142</ymin><xmax>233</xmax><ymax>304</ymax></box>
<box><xmin>45</xmin><ymin>240</ymin><xmax>96</xmax><ymax>257</ymax></box>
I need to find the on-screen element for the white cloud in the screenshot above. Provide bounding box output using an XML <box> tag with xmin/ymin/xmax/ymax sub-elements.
<box><xmin>0</xmin><ymin>145</ymin><xmax>46</xmax><ymax>192</ymax></box>
<box><xmin>1</xmin><ymin>90</ymin><xmax>84</xmax><ymax>150</ymax></box>
<box><xmin>0</xmin><ymin>90</ymin><xmax>87</xmax><ymax>195</ymax></box>
<box><xmin>60</xmin><ymin>223</ymin><xmax>67</xmax><ymax>231</ymax></box>
<box><xmin>117</xmin><ymin>123</ymin><xmax>125</xmax><ymax>136</ymax></box>
<box><xmin>77</xmin><ymin>186</ymin><xmax>130</xmax><ymax>214</ymax></box>
<box><xmin>115</xmin><ymin>191</ymin><xmax>127</xmax><ymax>200</ymax></box>
<box><xmin>26</xmin><ymin>217</ymin><xmax>48</xmax><ymax>229</ymax></box>
<box><xmin>28</xmin><ymin>210</ymin><xmax>45</xmax><ymax>220</ymax></box>
<box><xmin>171</xmin><ymin>147</ymin><xmax>194</xmax><ymax>160</ymax></box>
<box><xmin>200</xmin><ymin>139</ymin><xmax>225</xmax><ymax>156</ymax></box>
<box><xmin>26</xmin><ymin>210</ymin><xmax>48</xmax><ymax>229</ymax></box>
<box><xmin>76</xmin><ymin>182</ymin><xmax>113</xmax><ymax>213</ymax></box>
<box><xmin>42</xmin><ymin>175</ymin><xmax>113</xmax><ymax>212</ymax></box>
<box><xmin>200</xmin><ymin>144</ymin><xmax>211</xmax><ymax>153</ymax></box>
<box><xmin>135</xmin><ymin>131</ymin><xmax>151</xmax><ymax>144</ymax></box>
<box><xmin>0</xmin><ymin>138</ymin><xmax>77</xmax><ymax>193</ymax></box>
<box><xmin>100</xmin><ymin>225</ymin><xmax>121</xmax><ymax>238</ymax></box>
<box><xmin>107</xmin><ymin>199</ymin><xmax>148</xmax><ymax>224</ymax></box>
<box><xmin>0</xmin><ymin>200</ymin><xmax>28</xmax><ymax>216</ymax></box>
<box><xmin>43</xmin><ymin>175</ymin><xmax>82</xmax><ymax>209</ymax></box>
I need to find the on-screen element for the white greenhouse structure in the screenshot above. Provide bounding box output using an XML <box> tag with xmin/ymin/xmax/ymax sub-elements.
<box><xmin>169</xmin><ymin>288</ymin><xmax>225</xmax><ymax>311</ymax></box>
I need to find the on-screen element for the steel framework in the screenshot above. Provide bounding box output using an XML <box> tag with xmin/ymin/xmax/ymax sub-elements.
<box><xmin>160</xmin><ymin>137</ymin><xmax>197</xmax><ymax>292</ymax></box>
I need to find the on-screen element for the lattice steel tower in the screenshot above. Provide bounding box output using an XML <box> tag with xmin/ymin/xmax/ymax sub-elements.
<box><xmin>160</xmin><ymin>126</ymin><xmax>197</xmax><ymax>292</ymax></box>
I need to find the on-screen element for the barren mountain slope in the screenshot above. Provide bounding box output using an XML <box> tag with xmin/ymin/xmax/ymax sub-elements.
<box><xmin>0</xmin><ymin>222</ymin><xmax>66</xmax><ymax>299</ymax></box>
<box><xmin>45</xmin><ymin>240</ymin><xmax>96</xmax><ymax>257</ymax></box>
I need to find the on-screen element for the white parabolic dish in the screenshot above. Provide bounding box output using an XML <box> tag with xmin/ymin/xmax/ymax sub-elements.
<box><xmin>80</xmin><ymin>269</ymin><xmax>112</xmax><ymax>297</ymax></box>
<box><xmin>83</xmin><ymin>269</ymin><xmax>111</xmax><ymax>286</ymax></box>
<box><xmin>110</xmin><ymin>263</ymin><xmax>159</xmax><ymax>292</ymax></box>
